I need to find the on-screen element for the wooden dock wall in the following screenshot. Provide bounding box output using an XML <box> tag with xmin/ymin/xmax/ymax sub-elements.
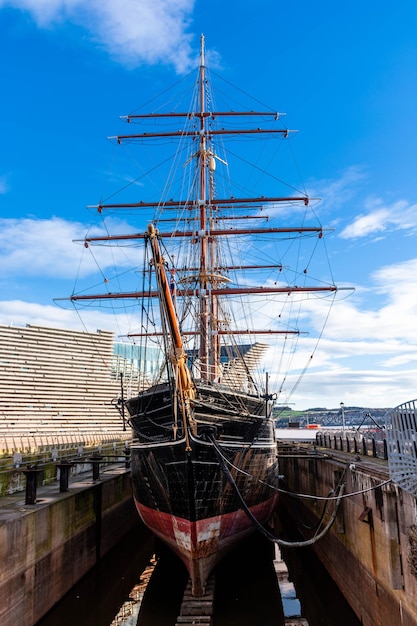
<box><xmin>278</xmin><ymin>444</ymin><xmax>417</xmax><ymax>626</ymax></box>
<box><xmin>0</xmin><ymin>468</ymin><xmax>140</xmax><ymax>626</ymax></box>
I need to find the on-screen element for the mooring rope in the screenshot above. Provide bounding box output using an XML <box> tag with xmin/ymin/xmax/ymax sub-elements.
<box><xmin>209</xmin><ymin>433</ymin><xmax>345</xmax><ymax>548</ymax></box>
<box><xmin>210</xmin><ymin>437</ymin><xmax>392</xmax><ymax>501</ymax></box>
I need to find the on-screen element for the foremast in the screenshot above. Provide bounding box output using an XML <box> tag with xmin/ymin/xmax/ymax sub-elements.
<box><xmin>147</xmin><ymin>224</ymin><xmax>196</xmax><ymax>446</ymax></box>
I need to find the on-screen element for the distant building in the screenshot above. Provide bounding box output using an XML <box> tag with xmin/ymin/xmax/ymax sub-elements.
<box><xmin>0</xmin><ymin>324</ymin><xmax>134</xmax><ymax>448</ymax></box>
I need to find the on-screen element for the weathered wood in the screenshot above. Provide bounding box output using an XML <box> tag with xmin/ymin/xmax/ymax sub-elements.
<box><xmin>175</xmin><ymin>575</ymin><xmax>215</xmax><ymax>626</ymax></box>
<box><xmin>175</xmin><ymin>615</ymin><xmax>212</xmax><ymax>626</ymax></box>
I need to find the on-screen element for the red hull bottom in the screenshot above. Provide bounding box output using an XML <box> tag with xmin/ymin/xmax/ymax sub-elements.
<box><xmin>134</xmin><ymin>496</ymin><xmax>278</xmax><ymax>596</ymax></box>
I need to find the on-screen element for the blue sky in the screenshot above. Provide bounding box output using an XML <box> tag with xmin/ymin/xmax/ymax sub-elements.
<box><xmin>0</xmin><ymin>0</ymin><xmax>416</xmax><ymax>411</ymax></box>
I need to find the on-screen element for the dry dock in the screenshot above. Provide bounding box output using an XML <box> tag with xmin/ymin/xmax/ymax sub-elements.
<box><xmin>2</xmin><ymin>429</ymin><xmax>417</xmax><ymax>625</ymax></box>
<box><xmin>0</xmin><ymin>457</ymin><xmax>142</xmax><ymax>626</ymax></box>
<box><xmin>277</xmin><ymin>434</ymin><xmax>417</xmax><ymax>626</ymax></box>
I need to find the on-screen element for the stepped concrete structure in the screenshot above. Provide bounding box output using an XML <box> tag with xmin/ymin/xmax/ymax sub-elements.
<box><xmin>0</xmin><ymin>324</ymin><xmax>134</xmax><ymax>453</ymax></box>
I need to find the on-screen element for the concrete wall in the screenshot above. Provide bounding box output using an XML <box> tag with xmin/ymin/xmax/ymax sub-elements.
<box><xmin>279</xmin><ymin>447</ymin><xmax>417</xmax><ymax>626</ymax></box>
<box><xmin>0</xmin><ymin>470</ymin><xmax>140</xmax><ymax>626</ymax></box>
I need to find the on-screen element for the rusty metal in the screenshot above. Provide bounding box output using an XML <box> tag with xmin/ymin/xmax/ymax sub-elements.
<box><xmin>57</xmin><ymin>461</ymin><xmax>73</xmax><ymax>492</ymax></box>
<box><xmin>22</xmin><ymin>466</ymin><xmax>42</xmax><ymax>504</ymax></box>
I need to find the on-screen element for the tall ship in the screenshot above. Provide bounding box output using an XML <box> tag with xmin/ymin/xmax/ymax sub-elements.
<box><xmin>68</xmin><ymin>36</ymin><xmax>338</xmax><ymax>595</ymax></box>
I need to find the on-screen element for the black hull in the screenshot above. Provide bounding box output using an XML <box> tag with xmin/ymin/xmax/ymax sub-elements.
<box><xmin>126</xmin><ymin>382</ymin><xmax>279</xmax><ymax>594</ymax></box>
<box><xmin>130</xmin><ymin>431</ymin><xmax>278</xmax><ymax>522</ymax></box>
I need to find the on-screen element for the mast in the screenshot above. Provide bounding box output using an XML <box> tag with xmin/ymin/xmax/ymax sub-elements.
<box><xmin>63</xmin><ymin>36</ymin><xmax>347</xmax><ymax>396</ymax></box>
<box><xmin>147</xmin><ymin>224</ymin><xmax>196</xmax><ymax>439</ymax></box>
<box><xmin>198</xmin><ymin>34</ymin><xmax>210</xmax><ymax>381</ymax></box>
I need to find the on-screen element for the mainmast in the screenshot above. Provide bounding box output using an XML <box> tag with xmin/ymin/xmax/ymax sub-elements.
<box><xmin>197</xmin><ymin>34</ymin><xmax>211</xmax><ymax>381</ymax></box>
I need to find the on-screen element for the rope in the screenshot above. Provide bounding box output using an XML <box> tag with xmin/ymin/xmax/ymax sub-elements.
<box><xmin>279</xmin><ymin>478</ymin><xmax>392</xmax><ymax>501</ymax></box>
<box><xmin>209</xmin><ymin>433</ymin><xmax>345</xmax><ymax>548</ymax></box>
<box><xmin>212</xmin><ymin>439</ymin><xmax>392</xmax><ymax>501</ymax></box>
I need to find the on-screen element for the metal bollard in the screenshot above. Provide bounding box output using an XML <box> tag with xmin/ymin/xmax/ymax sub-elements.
<box><xmin>23</xmin><ymin>466</ymin><xmax>42</xmax><ymax>505</ymax></box>
<box><xmin>90</xmin><ymin>454</ymin><xmax>103</xmax><ymax>481</ymax></box>
<box><xmin>125</xmin><ymin>448</ymin><xmax>131</xmax><ymax>469</ymax></box>
<box><xmin>57</xmin><ymin>461</ymin><xmax>73</xmax><ymax>492</ymax></box>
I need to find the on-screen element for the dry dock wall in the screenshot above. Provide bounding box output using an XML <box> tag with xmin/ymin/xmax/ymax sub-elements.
<box><xmin>0</xmin><ymin>469</ymin><xmax>139</xmax><ymax>626</ymax></box>
<box><xmin>278</xmin><ymin>445</ymin><xmax>417</xmax><ymax>626</ymax></box>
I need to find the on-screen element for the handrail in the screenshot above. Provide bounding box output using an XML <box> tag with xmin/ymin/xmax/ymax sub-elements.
<box><xmin>315</xmin><ymin>430</ymin><xmax>388</xmax><ymax>460</ymax></box>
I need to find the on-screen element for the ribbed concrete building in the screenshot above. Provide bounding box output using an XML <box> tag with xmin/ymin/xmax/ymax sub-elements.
<box><xmin>0</xmin><ymin>324</ymin><xmax>135</xmax><ymax>452</ymax></box>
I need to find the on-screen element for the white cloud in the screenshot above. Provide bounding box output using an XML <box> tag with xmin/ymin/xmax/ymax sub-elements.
<box><xmin>0</xmin><ymin>299</ymin><xmax>136</xmax><ymax>336</ymax></box>
<box><xmin>307</xmin><ymin>166</ymin><xmax>366</xmax><ymax>213</ymax></box>
<box><xmin>286</xmin><ymin>364</ymin><xmax>416</xmax><ymax>411</ymax></box>
<box><xmin>0</xmin><ymin>0</ymin><xmax>196</xmax><ymax>72</ymax></box>
<box><xmin>257</xmin><ymin>254</ymin><xmax>417</xmax><ymax>409</ymax></box>
<box><xmin>0</xmin><ymin>216</ymin><xmax>142</xmax><ymax>279</ymax></box>
<box><xmin>372</xmin><ymin>257</ymin><xmax>417</xmax><ymax>296</ymax></box>
<box><xmin>340</xmin><ymin>198</ymin><xmax>417</xmax><ymax>239</ymax></box>
<box><xmin>321</xmin><ymin>258</ymin><xmax>417</xmax><ymax>343</ymax></box>
<box><xmin>306</xmin><ymin>169</ymin><xmax>417</xmax><ymax>242</ymax></box>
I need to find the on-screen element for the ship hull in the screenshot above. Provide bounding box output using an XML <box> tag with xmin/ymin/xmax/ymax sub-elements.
<box><xmin>134</xmin><ymin>495</ymin><xmax>278</xmax><ymax>596</ymax></box>
<box><xmin>129</xmin><ymin>396</ymin><xmax>279</xmax><ymax>595</ymax></box>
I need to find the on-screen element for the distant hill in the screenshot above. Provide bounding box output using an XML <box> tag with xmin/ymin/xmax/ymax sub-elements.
<box><xmin>274</xmin><ymin>405</ymin><xmax>391</xmax><ymax>428</ymax></box>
